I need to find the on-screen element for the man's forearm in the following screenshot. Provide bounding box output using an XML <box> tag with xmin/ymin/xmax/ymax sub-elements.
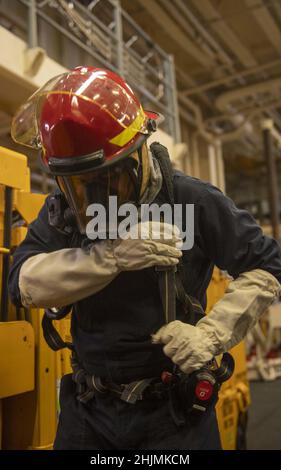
<box><xmin>19</xmin><ymin>242</ymin><xmax>118</xmax><ymax>308</ymax></box>
<box><xmin>197</xmin><ymin>268</ymin><xmax>281</xmax><ymax>352</ymax></box>
<box><xmin>153</xmin><ymin>268</ymin><xmax>281</xmax><ymax>374</ymax></box>
<box><xmin>19</xmin><ymin>222</ymin><xmax>182</xmax><ymax>308</ymax></box>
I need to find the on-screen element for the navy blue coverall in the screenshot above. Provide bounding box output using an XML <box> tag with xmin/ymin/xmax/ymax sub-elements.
<box><xmin>8</xmin><ymin>171</ymin><xmax>281</xmax><ymax>450</ymax></box>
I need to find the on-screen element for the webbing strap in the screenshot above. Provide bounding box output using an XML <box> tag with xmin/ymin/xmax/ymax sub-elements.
<box><xmin>156</xmin><ymin>265</ymin><xmax>176</xmax><ymax>324</ymax></box>
<box><xmin>71</xmin><ymin>351</ymin><xmax>156</xmax><ymax>404</ymax></box>
<box><xmin>175</xmin><ymin>266</ymin><xmax>205</xmax><ymax>325</ymax></box>
<box><xmin>150</xmin><ymin>142</ymin><xmax>205</xmax><ymax>325</ymax></box>
<box><xmin>120</xmin><ymin>378</ymin><xmax>155</xmax><ymax>404</ymax></box>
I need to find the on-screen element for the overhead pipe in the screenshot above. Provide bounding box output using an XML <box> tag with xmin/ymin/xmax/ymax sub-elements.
<box><xmin>180</xmin><ymin>94</ymin><xmax>248</xmax><ymax>145</ymax></box>
<box><xmin>204</xmin><ymin>96</ymin><xmax>281</xmax><ymax>136</ymax></box>
<box><xmin>181</xmin><ymin>91</ymin><xmax>281</xmax><ymax>147</ymax></box>
<box><xmin>178</xmin><ymin>94</ymin><xmax>265</xmax><ymax>191</ymax></box>
<box><xmin>215</xmin><ymin>77</ymin><xmax>281</xmax><ymax>112</ymax></box>
<box><xmin>181</xmin><ymin>57</ymin><xmax>281</xmax><ymax>96</ymax></box>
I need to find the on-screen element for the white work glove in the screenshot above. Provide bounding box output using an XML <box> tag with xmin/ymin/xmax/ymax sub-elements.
<box><xmin>113</xmin><ymin>221</ymin><xmax>182</xmax><ymax>270</ymax></box>
<box><xmin>19</xmin><ymin>221</ymin><xmax>182</xmax><ymax>308</ymax></box>
<box><xmin>152</xmin><ymin>320</ymin><xmax>216</xmax><ymax>374</ymax></box>
<box><xmin>152</xmin><ymin>268</ymin><xmax>281</xmax><ymax>374</ymax></box>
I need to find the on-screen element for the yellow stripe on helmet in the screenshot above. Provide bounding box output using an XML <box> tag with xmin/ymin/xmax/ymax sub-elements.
<box><xmin>109</xmin><ymin>108</ymin><xmax>146</xmax><ymax>147</ymax></box>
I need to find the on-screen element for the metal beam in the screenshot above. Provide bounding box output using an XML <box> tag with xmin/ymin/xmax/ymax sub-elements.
<box><xmin>158</xmin><ymin>0</ymin><xmax>217</xmax><ymax>62</ymax></box>
<box><xmin>245</xmin><ymin>0</ymin><xmax>281</xmax><ymax>54</ymax></box>
<box><xmin>272</xmin><ymin>0</ymin><xmax>281</xmax><ymax>24</ymax></box>
<box><xmin>165</xmin><ymin>55</ymin><xmax>181</xmax><ymax>142</ymax></box>
<box><xmin>27</xmin><ymin>0</ymin><xmax>38</xmax><ymax>48</ymax></box>
<box><xmin>138</xmin><ymin>0</ymin><xmax>214</xmax><ymax>68</ymax></box>
<box><xmin>190</xmin><ymin>0</ymin><xmax>257</xmax><ymax>68</ymax></box>
<box><xmin>113</xmin><ymin>0</ymin><xmax>124</xmax><ymax>76</ymax></box>
<box><xmin>181</xmin><ymin>57</ymin><xmax>281</xmax><ymax>96</ymax></box>
<box><xmin>173</xmin><ymin>0</ymin><xmax>233</xmax><ymax>67</ymax></box>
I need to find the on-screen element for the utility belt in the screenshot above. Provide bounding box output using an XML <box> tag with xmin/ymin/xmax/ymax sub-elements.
<box><xmin>71</xmin><ymin>353</ymin><xmax>167</xmax><ymax>405</ymax></box>
<box><xmin>70</xmin><ymin>348</ymin><xmax>234</xmax><ymax>426</ymax></box>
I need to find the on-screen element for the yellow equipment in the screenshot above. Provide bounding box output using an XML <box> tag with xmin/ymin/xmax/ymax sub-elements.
<box><xmin>0</xmin><ymin>145</ymin><xmax>250</xmax><ymax>449</ymax></box>
<box><xmin>207</xmin><ymin>268</ymin><xmax>251</xmax><ymax>450</ymax></box>
<box><xmin>0</xmin><ymin>146</ymin><xmax>58</xmax><ymax>449</ymax></box>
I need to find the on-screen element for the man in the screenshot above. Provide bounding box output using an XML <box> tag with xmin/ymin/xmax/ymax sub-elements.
<box><xmin>9</xmin><ymin>66</ymin><xmax>281</xmax><ymax>450</ymax></box>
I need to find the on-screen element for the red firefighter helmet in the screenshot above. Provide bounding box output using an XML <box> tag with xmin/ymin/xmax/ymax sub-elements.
<box><xmin>11</xmin><ymin>66</ymin><xmax>163</xmax><ymax>232</ymax></box>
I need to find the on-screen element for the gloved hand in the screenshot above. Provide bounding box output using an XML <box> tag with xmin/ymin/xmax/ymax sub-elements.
<box><xmin>152</xmin><ymin>268</ymin><xmax>281</xmax><ymax>374</ymax></box>
<box><xmin>152</xmin><ymin>320</ymin><xmax>217</xmax><ymax>374</ymax></box>
<box><xmin>19</xmin><ymin>221</ymin><xmax>182</xmax><ymax>308</ymax></box>
<box><xmin>113</xmin><ymin>221</ymin><xmax>182</xmax><ymax>271</ymax></box>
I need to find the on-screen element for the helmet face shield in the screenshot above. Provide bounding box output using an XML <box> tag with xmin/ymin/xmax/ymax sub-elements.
<box><xmin>56</xmin><ymin>146</ymin><xmax>150</xmax><ymax>233</ymax></box>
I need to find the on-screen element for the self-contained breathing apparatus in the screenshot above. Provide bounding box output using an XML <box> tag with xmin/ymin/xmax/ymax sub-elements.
<box><xmin>42</xmin><ymin>142</ymin><xmax>234</xmax><ymax>424</ymax></box>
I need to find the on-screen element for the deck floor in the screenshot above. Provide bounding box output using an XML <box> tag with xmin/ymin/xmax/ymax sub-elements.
<box><xmin>247</xmin><ymin>378</ymin><xmax>281</xmax><ymax>450</ymax></box>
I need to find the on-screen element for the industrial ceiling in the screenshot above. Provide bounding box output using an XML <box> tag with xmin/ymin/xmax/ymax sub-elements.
<box><xmin>121</xmin><ymin>0</ymin><xmax>281</xmax><ymax>208</ymax></box>
<box><xmin>1</xmin><ymin>0</ymin><xmax>281</xmax><ymax>208</ymax></box>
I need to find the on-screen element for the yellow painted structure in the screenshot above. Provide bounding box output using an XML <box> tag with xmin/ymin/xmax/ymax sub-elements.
<box><xmin>207</xmin><ymin>268</ymin><xmax>251</xmax><ymax>450</ymax></box>
<box><xmin>0</xmin><ymin>321</ymin><xmax>34</xmax><ymax>399</ymax></box>
<box><xmin>0</xmin><ymin>146</ymin><xmax>30</xmax><ymax>192</ymax></box>
<box><xmin>2</xmin><ymin>309</ymin><xmax>57</xmax><ymax>450</ymax></box>
<box><xmin>0</xmin><ymin>146</ymin><xmax>53</xmax><ymax>449</ymax></box>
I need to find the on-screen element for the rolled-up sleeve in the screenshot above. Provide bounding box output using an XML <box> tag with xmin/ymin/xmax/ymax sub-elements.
<box><xmin>8</xmin><ymin>197</ymin><xmax>69</xmax><ymax>306</ymax></box>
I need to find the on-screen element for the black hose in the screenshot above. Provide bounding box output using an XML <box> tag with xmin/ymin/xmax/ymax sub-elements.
<box><xmin>214</xmin><ymin>352</ymin><xmax>235</xmax><ymax>383</ymax></box>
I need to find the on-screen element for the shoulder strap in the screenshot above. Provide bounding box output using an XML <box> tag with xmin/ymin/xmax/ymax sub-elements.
<box><xmin>150</xmin><ymin>143</ymin><xmax>177</xmax><ymax>324</ymax></box>
<box><xmin>150</xmin><ymin>142</ymin><xmax>205</xmax><ymax>325</ymax></box>
<box><xmin>150</xmin><ymin>142</ymin><xmax>174</xmax><ymax>206</ymax></box>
